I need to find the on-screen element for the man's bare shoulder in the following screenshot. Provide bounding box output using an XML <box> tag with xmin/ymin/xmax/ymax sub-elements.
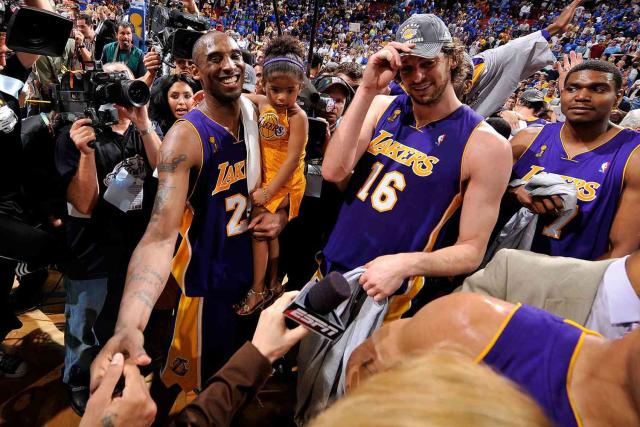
<box><xmin>159</xmin><ymin>119</ymin><xmax>202</xmax><ymax>171</ymax></box>
<box><xmin>466</xmin><ymin>122</ymin><xmax>512</xmax><ymax>164</ymax></box>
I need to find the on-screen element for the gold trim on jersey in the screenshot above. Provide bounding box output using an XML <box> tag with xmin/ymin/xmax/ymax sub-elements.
<box><xmin>178</xmin><ymin>119</ymin><xmax>205</xmax><ymax>201</ymax></box>
<box><xmin>474</xmin><ymin>303</ymin><xmax>522</xmax><ymax>363</ymax></box>
<box><xmin>566</xmin><ymin>332</ymin><xmax>586</xmax><ymax>427</ymax></box>
<box><xmin>516</xmin><ymin>126</ymin><xmax>545</xmax><ymax>162</ymax></box>
<box><xmin>559</xmin><ymin>123</ymin><xmax>624</xmax><ymax>161</ymax></box>
<box><xmin>161</xmin><ymin>293</ymin><xmax>203</xmax><ymax>391</ymax></box>
<box><xmin>172</xmin><ymin>205</ymin><xmax>195</xmax><ymax>294</ymax></box>
<box><xmin>621</xmin><ymin>143</ymin><xmax>640</xmax><ymax>194</ymax></box>
<box><xmin>471</xmin><ymin>61</ymin><xmax>485</xmax><ymax>87</ymax></box>
<box><xmin>383</xmin><ymin>120</ymin><xmax>483</xmax><ymax>322</ymax></box>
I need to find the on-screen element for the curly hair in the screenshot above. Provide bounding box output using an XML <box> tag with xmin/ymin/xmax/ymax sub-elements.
<box><xmin>149</xmin><ymin>74</ymin><xmax>200</xmax><ymax>135</ymax></box>
<box><xmin>441</xmin><ymin>39</ymin><xmax>467</xmax><ymax>92</ymax></box>
<box><xmin>262</xmin><ymin>35</ymin><xmax>306</xmax><ymax>83</ymax></box>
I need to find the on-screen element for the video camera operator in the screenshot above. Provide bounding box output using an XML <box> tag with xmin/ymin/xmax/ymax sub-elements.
<box><xmin>54</xmin><ymin>62</ymin><xmax>160</xmax><ymax>415</ymax></box>
<box><xmin>0</xmin><ymin>0</ymin><xmax>61</xmax><ymax>377</ymax></box>
<box><xmin>100</xmin><ymin>22</ymin><xmax>161</xmax><ymax>86</ymax></box>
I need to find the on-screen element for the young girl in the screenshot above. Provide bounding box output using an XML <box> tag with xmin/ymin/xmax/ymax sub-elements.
<box><xmin>235</xmin><ymin>36</ymin><xmax>308</xmax><ymax>315</ymax></box>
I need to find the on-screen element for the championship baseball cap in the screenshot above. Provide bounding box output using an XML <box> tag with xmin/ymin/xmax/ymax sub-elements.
<box><xmin>396</xmin><ymin>14</ymin><xmax>453</xmax><ymax>59</ymax></box>
<box><xmin>314</xmin><ymin>75</ymin><xmax>355</xmax><ymax>99</ymax></box>
<box><xmin>243</xmin><ymin>66</ymin><xmax>257</xmax><ymax>93</ymax></box>
<box><xmin>521</xmin><ymin>89</ymin><xmax>545</xmax><ymax>103</ymax></box>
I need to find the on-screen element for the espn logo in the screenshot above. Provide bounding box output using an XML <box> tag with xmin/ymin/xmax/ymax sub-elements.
<box><xmin>285</xmin><ymin>307</ymin><xmax>341</xmax><ymax>339</ymax></box>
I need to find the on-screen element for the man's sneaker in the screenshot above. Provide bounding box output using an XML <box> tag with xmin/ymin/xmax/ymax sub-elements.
<box><xmin>0</xmin><ymin>351</ymin><xmax>27</xmax><ymax>378</ymax></box>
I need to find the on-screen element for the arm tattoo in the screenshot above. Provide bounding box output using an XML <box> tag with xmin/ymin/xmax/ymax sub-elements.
<box><xmin>150</xmin><ymin>181</ymin><xmax>175</xmax><ymax>221</ymax></box>
<box><xmin>157</xmin><ymin>150</ymin><xmax>187</xmax><ymax>173</ymax></box>
<box><xmin>133</xmin><ymin>290</ymin><xmax>156</xmax><ymax>310</ymax></box>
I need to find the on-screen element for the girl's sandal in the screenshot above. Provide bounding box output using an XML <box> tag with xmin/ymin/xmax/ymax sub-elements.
<box><xmin>234</xmin><ymin>289</ymin><xmax>272</xmax><ymax>316</ymax></box>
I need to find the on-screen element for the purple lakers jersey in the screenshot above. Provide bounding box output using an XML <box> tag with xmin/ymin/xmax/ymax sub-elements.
<box><xmin>323</xmin><ymin>94</ymin><xmax>484</xmax><ymax>271</ymax></box>
<box><xmin>171</xmin><ymin>109</ymin><xmax>252</xmax><ymax>299</ymax></box>
<box><xmin>513</xmin><ymin>123</ymin><xmax>640</xmax><ymax>260</ymax></box>
<box><xmin>479</xmin><ymin>304</ymin><xmax>599</xmax><ymax>427</ymax></box>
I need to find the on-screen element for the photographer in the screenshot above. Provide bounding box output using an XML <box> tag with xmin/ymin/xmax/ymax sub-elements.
<box><xmin>0</xmin><ymin>0</ymin><xmax>57</xmax><ymax>376</ymax></box>
<box><xmin>54</xmin><ymin>62</ymin><xmax>160</xmax><ymax>415</ymax></box>
<box><xmin>100</xmin><ymin>22</ymin><xmax>161</xmax><ymax>86</ymax></box>
<box><xmin>73</xmin><ymin>13</ymin><xmax>97</xmax><ymax>66</ymax></box>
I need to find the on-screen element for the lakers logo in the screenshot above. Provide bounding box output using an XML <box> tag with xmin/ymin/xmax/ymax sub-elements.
<box><xmin>401</xmin><ymin>27</ymin><xmax>417</xmax><ymax>41</ymax></box>
<box><xmin>535</xmin><ymin>145</ymin><xmax>547</xmax><ymax>158</ymax></box>
<box><xmin>387</xmin><ymin>109</ymin><xmax>401</xmax><ymax>122</ymax></box>
<box><xmin>259</xmin><ymin>112</ymin><xmax>286</xmax><ymax>140</ymax></box>
<box><xmin>170</xmin><ymin>357</ymin><xmax>189</xmax><ymax>376</ymax></box>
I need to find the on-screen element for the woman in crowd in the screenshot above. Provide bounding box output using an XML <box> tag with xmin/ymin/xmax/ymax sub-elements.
<box><xmin>149</xmin><ymin>74</ymin><xmax>201</xmax><ymax>137</ymax></box>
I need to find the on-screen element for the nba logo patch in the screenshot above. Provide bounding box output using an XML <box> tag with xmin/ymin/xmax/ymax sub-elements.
<box><xmin>436</xmin><ymin>134</ymin><xmax>446</xmax><ymax>146</ymax></box>
<box><xmin>209</xmin><ymin>136</ymin><xmax>218</xmax><ymax>152</ymax></box>
<box><xmin>171</xmin><ymin>357</ymin><xmax>189</xmax><ymax>376</ymax></box>
<box><xmin>599</xmin><ymin>161</ymin><xmax>610</xmax><ymax>174</ymax></box>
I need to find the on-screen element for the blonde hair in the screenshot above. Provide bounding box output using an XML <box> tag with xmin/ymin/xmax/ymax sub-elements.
<box><xmin>309</xmin><ymin>349</ymin><xmax>550</xmax><ymax>427</ymax></box>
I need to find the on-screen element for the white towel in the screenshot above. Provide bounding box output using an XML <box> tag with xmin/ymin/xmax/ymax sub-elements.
<box><xmin>239</xmin><ymin>96</ymin><xmax>261</xmax><ymax>193</ymax></box>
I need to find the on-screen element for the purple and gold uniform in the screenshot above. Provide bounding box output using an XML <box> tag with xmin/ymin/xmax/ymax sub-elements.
<box><xmin>513</xmin><ymin>123</ymin><xmax>640</xmax><ymax>260</ymax></box>
<box><xmin>477</xmin><ymin>303</ymin><xmax>600</xmax><ymax>427</ymax></box>
<box><xmin>322</xmin><ymin>94</ymin><xmax>484</xmax><ymax>319</ymax></box>
<box><xmin>161</xmin><ymin>109</ymin><xmax>253</xmax><ymax>391</ymax></box>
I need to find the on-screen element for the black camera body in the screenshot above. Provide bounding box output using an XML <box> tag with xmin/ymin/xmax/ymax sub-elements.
<box><xmin>0</xmin><ymin>0</ymin><xmax>17</xmax><ymax>32</ymax></box>
<box><xmin>52</xmin><ymin>65</ymin><xmax>150</xmax><ymax>128</ymax></box>
<box><xmin>146</xmin><ymin>3</ymin><xmax>210</xmax><ymax>64</ymax></box>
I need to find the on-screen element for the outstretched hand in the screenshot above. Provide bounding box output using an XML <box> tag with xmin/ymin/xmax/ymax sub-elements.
<box><xmin>556</xmin><ymin>51</ymin><xmax>584</xmax><ymax>92</ymax></box>
<box><xmin>546</xmin><ymin>0</ymin><xmax>583</xmax><ymax>37</ymax></box>
<box><xmin>81</xmin><ymin>353</ymin><xmax>156</xmax><ymax>427</ymax></box>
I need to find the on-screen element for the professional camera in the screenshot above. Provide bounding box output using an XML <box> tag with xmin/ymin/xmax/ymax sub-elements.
<box><xmin>0</xmin><ymin>0</ymin><xmax>17</xmax><ymax>32</ymax></box>
<box><xmin>3</xmin><ymin>5</ymin><xmax>72</xmax><ymax>56</ymax></box>
<box><xmin>146</xmin><ymin>1</ymin><xmax>210</xmax><ymax>68</ymax></box>
<box><xmin>52</xmin><ymin>65</ymin><xmax>150</xmax><ymax>128</ymax></box>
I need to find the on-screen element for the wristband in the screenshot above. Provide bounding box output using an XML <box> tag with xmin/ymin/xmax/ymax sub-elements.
<box><xmin>139</xmin><ymin>127</ymin><xmax>155</xmax><ymax>136</ymax></box>
<box><xmin>541</xmin><ymin>29</ymin><xmax>551</xmax><ymax>41</ymax></box>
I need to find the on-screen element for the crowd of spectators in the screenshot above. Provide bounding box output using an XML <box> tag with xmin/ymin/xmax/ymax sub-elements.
<box><xmin>2</xmin><ymin>0</ymin><xmax>640</xmax><ymax>425</ymax></box>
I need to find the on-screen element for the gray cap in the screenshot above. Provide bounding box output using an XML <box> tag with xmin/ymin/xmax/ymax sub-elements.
<box><xmin>243</xmin><ymin>66</ymin><xmax>257</xmax><ymax>93</ymax></box>
<box><xmin>395</xmin><ymin>14</ymin><xmax>453</xmax><ymax>59</ymax></box>
<box><xmin>521</xmin><ymin>89</ymin><xmax>545</xmax><ymax>103</ymax></box>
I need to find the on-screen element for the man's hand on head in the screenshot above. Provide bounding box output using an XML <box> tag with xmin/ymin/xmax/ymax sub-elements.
<box><xmin>361</xmin><ymin>42</ymin><xmax>415</xmax><ymax>93</ymax></box>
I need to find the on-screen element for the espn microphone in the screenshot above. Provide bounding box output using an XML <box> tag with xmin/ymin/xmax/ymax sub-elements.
<box><xmin>284</xmin><ymin>271</ymin><xmax>351</xmax><ymax>339</ymax></box>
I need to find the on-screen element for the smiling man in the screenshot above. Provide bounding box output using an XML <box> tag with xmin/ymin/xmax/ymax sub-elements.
<box><xmin>510</xmin><ymin>60</ymin><xmax>640</xmax><ymax>260</ymax></box>
<box><xmin>320</xmin><ymin>14</ymin><xmax>511</xmax><ymax>318</ymax></box>
<box><xmin>89</xmin><ymin>31</ymin><xmax>290</xmax><ymax>413</ymax></box>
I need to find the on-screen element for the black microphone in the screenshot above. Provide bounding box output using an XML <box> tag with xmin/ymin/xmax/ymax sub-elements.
<box><xmin>305</xmin><ymin>272</ymin><xmax>351</xmax><ymax>314</ymax></box>
<box><xmin>284</xmin><ymin>271</ymin><xmax>351</xmax><ymax>339</ymax></box>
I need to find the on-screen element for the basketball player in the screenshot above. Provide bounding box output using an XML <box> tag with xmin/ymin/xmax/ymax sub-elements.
<box><xmin>347</xmin><ymin>291</ymin><xmax>640</xmax><ymax>427</ymax></box>
<box><xmin>510</xmin><ymin>60</ymin><xmax>640</xmax><ymax>260</ymax></box>
<box><xmin>321</xmin><ymin>14</ymin><xmax>511</xmax><ymax>318</ymax></box>
<box><xmin>90</xmin><ymin>32</ymin><xmax>289</xmax><ymax>395</ymax></box>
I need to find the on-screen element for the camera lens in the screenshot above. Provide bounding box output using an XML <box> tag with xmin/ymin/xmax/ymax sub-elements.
<box><xmin>121</xmin><ymin>80</ymin><xmax>150</xmax><ymax>107</ymax></box>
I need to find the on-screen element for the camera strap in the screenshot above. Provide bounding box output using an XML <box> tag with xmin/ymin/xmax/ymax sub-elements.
<box><xmin>0</xmin><ymin>74</ymin><xmax>24</xmax><ymax>100</ymax></box>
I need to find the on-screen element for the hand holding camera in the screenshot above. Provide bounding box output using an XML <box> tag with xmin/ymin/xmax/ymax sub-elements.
<box><xmin>70</xmin><ymin>118</ymin><xmax>97</xmax><ymax>155</ymax></box>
